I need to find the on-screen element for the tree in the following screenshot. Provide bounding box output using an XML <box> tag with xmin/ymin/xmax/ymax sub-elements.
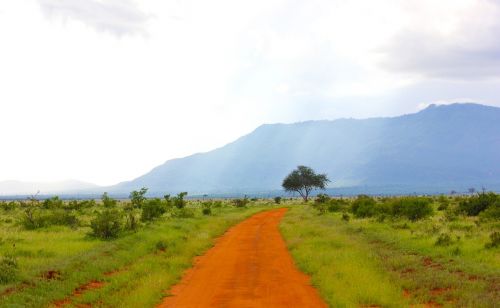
<box><xmin>130</xmin><ymin>187</ymin><xmax>148</xmax><ymax>209</ymax></box>
<box><xmin>101</xmin><ymin>192</ymin><xmax>117</xmax><ymax>208</ymax></box>
<box><xmin>282</xmin><ymin>166</ymin><xmax>330</xmax><ymax>202</ymax></box>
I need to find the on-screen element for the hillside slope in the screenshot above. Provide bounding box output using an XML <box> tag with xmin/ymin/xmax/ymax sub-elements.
<box><xmin>111</xmin><ymin>103</ymin><xmax>500</xmax><ymax>194</ymax></box>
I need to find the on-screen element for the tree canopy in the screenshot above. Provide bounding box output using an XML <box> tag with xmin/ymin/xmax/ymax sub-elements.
<box><xmin>282</xmin><ymin>166</ymin><xmax>330</xmax><ymax>202</ymax></box>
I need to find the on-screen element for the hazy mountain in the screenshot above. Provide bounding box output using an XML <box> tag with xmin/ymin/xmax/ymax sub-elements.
<box><xmin>0</xmin><ymin>180</ymin><xmax>100</xmax><ymax>196</ymax></box>
<box><xmin>110</xmin><ymin>103</ymin><xmax>500</xmax><ymax>195</ymax></box>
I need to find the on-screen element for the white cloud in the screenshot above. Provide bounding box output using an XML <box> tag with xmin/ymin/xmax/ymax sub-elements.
<box><xmin>0</xmin><ymin>0</ymin><xmax>498</xmax><ymax>185</ymax></box>
<box><xmin>38</xmin><ymin>0</ymin><xmax>149</xmax><ymax>36</ymax></box>
<box><xmin>379</xmin><ymin>0</ymin><xmax>500</xmax><ymax>80</ymax></box>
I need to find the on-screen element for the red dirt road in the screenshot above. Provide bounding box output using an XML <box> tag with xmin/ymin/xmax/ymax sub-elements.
<box><xmin>158</xmin><ymin>208</ymin><xmax>327</xmax><ymax>308</ymax></box>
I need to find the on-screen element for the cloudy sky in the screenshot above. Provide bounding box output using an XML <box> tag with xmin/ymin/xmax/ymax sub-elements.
<box><xmin>1</xmin><ymin>0</ymin><xmax>499</xmax><ymax>185</ymax></box>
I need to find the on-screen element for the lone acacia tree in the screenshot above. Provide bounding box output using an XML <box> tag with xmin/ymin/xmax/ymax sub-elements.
<box><xmin>282</xmin><ymin>165</ymin><xmax>330</xmax><ymax>202</ymax></box>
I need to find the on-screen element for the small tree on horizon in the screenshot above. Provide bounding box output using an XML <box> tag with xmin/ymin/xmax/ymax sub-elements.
<box><xmin>282</xmin><ymin>166</ymin><xmax>330</xmax><ymax>202</ymax></box>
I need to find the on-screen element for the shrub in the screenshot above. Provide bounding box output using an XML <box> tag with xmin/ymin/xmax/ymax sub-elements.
<box><xmin>101</xmin><ymin>192</ymin><xmax>118</xmax><ymax>208</ymax></box>
<box><xmin>66</xmin><ymin>200</ymin><xmax>82</xmax><ymax>211</ymax></box>
<box><xmin>42</xmin><ymin>196</ymin><xmax>64</xmax><ymax>209</ymax></box>
<box><xmin>437</xmin><ymin>195</ymin><xmax>450</xmax><ymax>210</ymax></box>
<box><xmin>444</xmin><ymin>205</ymin><xmax>459</xmax><ymax>221</ymax></box>
<box><xmin>126</xmin><ymin>212</ymin><xmax>139</xmax><ymax>231</ymax></box>
<box><xmin>141</xmin><ymin>198</ymin><xmax>166</xmax><ymax>221</ymax></box>
<box><xmin>130</xmin><ymin>187</ymin><xmax>148</xmax><ymax>209</ymax></box>
<box><xmin>274</xmin><ymin>196</ymin><xmax>282</xmax><ymax>204</ymax></box>
<box><xmin>90</xmin><ymin>209</ymin><xmax>122</xmax><ymax>239</ymax></box>
<box><xmin>233</xmin><ymin>197</ymin><xmax>249</xmax><ymax>208</ymax></box>
<box><xmin>47</xmin><ymin>209</ymin><xmax>79</xmax><ymax>228</ymax></box>
<box><xmin>459</xmin><ymin>192</ymin><xmax>498</xmax><ymax>216</ymax></box>
<box><xmin>351</xmin><ymin>195</ymin><xmax>377</xmax><ymax>218</ymax></box>
<box><xmin>479</xmin><ymin>200</ymin><xmax>500</xmax><ymax>220</ymax></box>
<box><xmin>485</xmin><ymin>232</ymin><xmax>500</xmax><ymax>249</ymax></box>
<box><xmin>390</xmin><ymin>197</ymin><xmax>433</xmax><ymax>221</ymax></box>
<box><xmin>156</xmin><ymin>240</ymin><xmax>168</xmax><ymax>251</ymax></box>
<box><xmin>21</xmin><ymin>209</ymin><xmax>79</xmax><ymax>229</ymax></box>
<box><xmin>341</xmin><ymin>213</ymin><xmax>350</xmax><ymax>222</ymax></box>
<box><xmin>328</xmin><ymin>199</ymin><xmax>349</xmax><ymax>212</ymax></box>
<box><xmin>172</xmin><ymin>207</ymin><xmax>195</xmax><ymax>218</ymax></box>
<box><xmin>451</xmin><ymin>247</ymin><xmax>462</xmax><ymax>256</ymax></box>
<box><xmin>0</xmin><ymin>255</ymin><xmax>18</xmax><ymax>284</ymax></box>
<box><xmin>315</xmin><ymin>194</ymin><xmax>330</xmax><ymax>204</ymax></box>
<box><xmin>435</xmin><ymin>233</ymin><xmax>453</xmax><ymax>246</ymax></box>
<box><xmin>172</xmin><ymin>192</ymin><xmax>188</xmax><ymax>209</ymax></box>
<box><xmin>311</xmin><ymin>202</ymin><xmax>328</xmax><ymax>215</ymax></box>
<box><xmin>77</xmin><ymin>199</ymin><xmax>96</xmax><ymax>209</ymax></box>
<box><xmin>1</xmin><ymin>201</ymin><xmax>16</xmax><ymax>211</ymax></box>
<box><xmin>201</xmin><ymin>201</ymin><xmax>212</xmax><ymax>216</ymax></box>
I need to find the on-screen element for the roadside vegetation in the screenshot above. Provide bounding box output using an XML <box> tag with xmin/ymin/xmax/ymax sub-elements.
<box><xmin>0</xmin><ymin>186</ymin><xmax>498</xmax><ymax>307</ymax></box>
<box><xmin>0</xmin><ymin>192</ymin><xmax>275</xmax><ymax>307</ymax></box>
<box><xmin>281</xmin><ymin>192</ymin><xmax>500</xmax><ymax>307</ymax></box>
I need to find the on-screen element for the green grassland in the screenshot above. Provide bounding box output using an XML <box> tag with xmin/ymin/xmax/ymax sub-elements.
<box><xmin>0</xmin><ymin>192</ymin><xmax>498</xmax><ymax>307</ymax></box>
<box><xmin>0</xmin><ymin>195</ymin><xmax>274</xmax><ymax>307</ymax></box>
<box><xmin>281</xmin><ymin>194</ymin><xmax>499</xmax><ymax>307</ymax></box>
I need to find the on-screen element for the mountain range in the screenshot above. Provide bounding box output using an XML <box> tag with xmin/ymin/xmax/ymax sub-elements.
<box><xmin>110</xmin><ymin>103</ymin><xmax>500</xmax><ymax>195</ymax></box>
<box><xmin>1</xmin><ymin>103</ymin><xmax>499</xmax><ymax>197</ymax></box>
<box><xmin>0</xmin><ymin>180</ymin><xmax>99</xmax><ymax>196</ymax></box>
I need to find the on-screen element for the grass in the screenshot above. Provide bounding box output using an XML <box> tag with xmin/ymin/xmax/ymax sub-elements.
<box><xmin>280</xmin><ymin>204</ymin><xmax>499</xmax><ymax>307</ymax></box>
<box><xmin>281</xmin><ymin>206</ymin><xmax>405</xmax><ymax>307</ymax></box>
<box><xmin>0</xmin><ymin>201</ymin><xmax>274</xmax><ymax>307</ymax></box>
<box><xmin>1</xmin><ymin>196</ymin><xmax>498</xmax><ymax>307</ymax></box>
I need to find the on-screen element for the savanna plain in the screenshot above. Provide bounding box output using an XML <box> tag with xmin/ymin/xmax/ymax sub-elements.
<box><xmin>0</xmin><ymin>191</ymin><xmax>498</xmax><ymax>307</ymax></box>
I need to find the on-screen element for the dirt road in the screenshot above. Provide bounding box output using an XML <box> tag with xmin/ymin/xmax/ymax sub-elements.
<box><xmin>158</xmin><ymin>208</ymin><xmax>327</xmax><ymax>308</ymax></box>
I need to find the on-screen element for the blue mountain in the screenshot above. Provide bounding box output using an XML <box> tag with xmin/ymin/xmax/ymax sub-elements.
<box><xmin>111</xmin><ymin>103</ymin><xmax>500</xmax><ymax>195</ymax></box>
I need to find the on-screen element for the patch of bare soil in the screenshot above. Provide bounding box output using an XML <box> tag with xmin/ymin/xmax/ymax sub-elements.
<box><xmin>158</xmin><ymin>208</ymin><xmax>327</xmax><ymax>308</ymax></box>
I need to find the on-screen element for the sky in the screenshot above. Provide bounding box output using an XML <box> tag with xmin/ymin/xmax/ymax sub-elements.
<box><xmin>0</xmin><ymin>0</ymin><xmax>499</xmax><ymax>186</ymax></box>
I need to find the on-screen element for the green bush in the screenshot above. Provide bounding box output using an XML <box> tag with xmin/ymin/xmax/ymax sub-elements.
<box><xmin>328</xmin><ymin>199</ymin><xmax>349</xmax><ymax>212</ymax></box>
<box><xmin>47</xmin><ymin>209</ymin><xmax>79</xmax><ymax>228</ymax></box>
<box><xmin>274</xmin><ymin>196</ymin><xmax>282</xmax><ymax>204</ymax></box>
<box><xmin>342</xmin><ymin>213</ymin><xmax>350</xmax><ymax>222</ymax></box>
<box><xmin>172</xmin><ymin>207</ymin><xmax>195</xmax><ymax>218</ymax></box>
<box><xmin>444</xmin><ymin>205</ymin><xmax>460</xmax><ymax>221</ymax></box>
<box><xmin>130</xmin><ymin>187</ymin><xmax>148</xmax><ymax>209</ymax></box>
<box><xmin>315</xmin><ymin>194</ymin><xmax>330</xmax><ymax>204</ymax></box>
<box><xmin>66</xmin><ymin>199</ymin><xmax>96</xmax><ymax>210</ymax></box>
<box><xmin>0</xmin><ymin>255</ymin><xmax>18</xmax><ymax>284</ymax></box>
<box><xmin>141</xmin><ymin>198</ymin><xmax>166</xmax><ymax>222</ymax></box>
<box><xmin>172</xmin><ymin>192</ymin><xmax>188</xmax><ymax>209</ymax></box>
<box><xmin>391</xmin><ymin>197</ymin><xmax>433</xmax><ymax>221</ymax></box>
<box><xmin>233</xmin><ymin>197</ymin><xmax>249</xmax><ymax>208</ymax></box>
<box><xmin>101</xmin><ymin>192</ymin><xmax>118</xmax><ymax>208</ymax></box>
<box><xmin>90</xmin><ymin>209</ymin><xmax>122</xmax><ymax>239</ymax></box>
<box><xmin>155</xmin><ymin>240</ymin><xmax>168</xmax><ymax>251</ymax></box>
<box><xmin>435</xmin><ymin>233</ymin><xmax>453</xmax><ymax>246</ymax></box>
<box><xmin>437</xmin><ymin>195</ymin><xmax>450</xmax><ymax>210</ymax></box>
<box><xmin>311</xmin><ymin>202</ymin><xmax>328</xmax><ymax>215</ymax></box>
<box><xmin>351</xmin><ymin>195</ymin><xmax>377</xmax><ymax>218</ymax></box>
<box><xmin>459</xmin><ymin>192</ymin><xmax>498</xmax><ymax>216</ymax></box>
<box><xmin>485</xmin><ymin>231</ymin><xmax>500</xmax><ymax>249</ymax></box>
<box><xmin>201</xmin><ymin>201</ymin><xmax>212</xmax><ymax>216</ymax></box>
<box><xmin>124</xmin><ymin>208</ymin><xmax>139</xmax><ymax>231</ymax></box>
<box><xmin>479</xmin><ymin>200</ymin><xmax>500</xmax><ymax>220</ymax></box>
<box><xmin>21</xmin><ymin>209</ymin><xmax>79</xmax><ymax>229</ymax></box>
<box><xmin>1</xmin><ymin>201</ymin><xmax>16</xmax><ymax>211</ymax></box>
<box><xmin>42</xmin><ymin>196</ymin><xmax>64</xmax><ymax>209</ymax></box>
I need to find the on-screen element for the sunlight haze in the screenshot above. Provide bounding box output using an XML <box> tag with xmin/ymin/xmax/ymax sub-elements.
<box><xmin>1</xmin><ymin>0</ymin><xmax>499</xmax><ymax>185</ymax></box>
